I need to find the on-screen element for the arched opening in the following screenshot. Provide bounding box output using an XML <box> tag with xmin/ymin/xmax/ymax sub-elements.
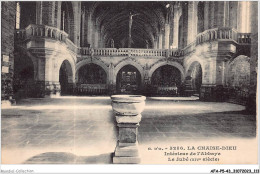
<box><xmin>227</xmin><ymin>55</ymin><xmax>250</xmax><ymax>104</ymax></box>
<box><xmin>59</xmin><ymin>60</ymin><xmax>73</xmax><ymax>95</ymax></box>
<box><xmin>116</xmin><ymin>65</ymin><xmax>141</xmax><ymax>94</ymax></box>
<box><xmin>185</xmin><ymin>61</ymin><xmax>202</xmax><ymax>96</ymax></box>
<box><xmin>77</xmin><ymin>63</ymin><xmax>107</xmax><ymax>95</ymax></box>
<box><xmin>13</xmin><ymin>54</ymin><xmax>35</xmax><ymax>99</ymax></box>
<box><xmin>197</xmin><ymin>2</ymin><xmax>205</xmax><ymax>34</ymax></box>
<box><xmin>151</xmin><ymin>65</ymin><xmax>182</xmax><ymax>96</ymax></box>
<box><xmin>61</xmin><ymin>2</ymin><xmax>74</xmax><ymax>42</ymax></box>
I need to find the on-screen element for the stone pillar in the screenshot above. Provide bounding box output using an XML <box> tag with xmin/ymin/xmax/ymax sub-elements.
<box><xmin>108</xmin><ymin>63</ymin><xmax>116</xmax><ymax>94</ymax></box>
<box><xmin>215</xmin><ymin>59</ymin><xmax>226</xmax><ymax>86</ymax></box>
<box><xmin>154</xmin><ymin>38</ymin><xmax>158</xmax><ymax>49</ymax></box>
<box><xmin>94</xmin><ymin>25</ymin><xmax>99</xmax><ymax>48</ymax></box>
<box><xmin>111</xmin><ymin>95</ymin><xmax>146</xmax><ymax>164</ymax></box>
<box><xmin>223</xmin><ymin>2</ymin><xmax>229</xmax><ymax>27</ymax></box>
<box><xmin>187</xmin><ymin>1</ymin><xmax>198</xmax><ymax>45</ymax></box>
<box><xmin>228</xmin><ymin>2</ymin><xmax>238</xmax><ymax>29</ymax></box>
<box><xmin>87</xmin><ymin>13</ymin><xmax>93</xmax><ymax>46</ymax></box>
<box><xmin>203</xmin><ymin>2</ymin><xmax>209</xmax><ymax>30</ymax></box>
<box><xmin>200</xmin><ymin>55</ymin><xmax>217</xmax><ymax>101</ymax></box>
<box><xmin>56</xmin><ymin>2</ymin><xmax>62</xmax><ymax>29</ymax></box>
<box><xmin>164</xmin><ymin>24</ymin><xmax>170</xmax><ymax>49</ymax></box>
<box><xmin>41</xmin><ymin>2</ymin><xmax>54</xmax><ymax>26</ymax></box>
<box><xmin>36</xmin><ymin>2</ymin><xmax>42</xmax><ymax>25</ymax></box>
<box><xmin>158</xmin><ymin>33</ymin><xmax>163</xmax><ymax>49</ymax></box>
<box><xmin>172</xmin><ymin>3</ymin><xmax>181</xmax><ymax>48</ymax></box>
<box><xmin>208</xmin><ymin>2</ymin><xmax>215</xmax><ymax>29</ymax></box>
<box><xmin>214</xmin><ymin>2</ymin><xmax>225</xmax><ymax>27</ymax></box>
<box><xmin>80</xmin><ymin>9</ymin><xmax>85</xmax><ymax>47</ymax></box>
<box><xmin>73</xmin><ymin>2</ymin><xmax>81</xmax><ymax>47</ymax></box>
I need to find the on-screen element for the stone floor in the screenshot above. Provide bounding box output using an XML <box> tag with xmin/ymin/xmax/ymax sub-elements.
<box><xmin>1</xmin><ymin>96</ymin><xmax>257</xmax><ymax>164</ymax></box>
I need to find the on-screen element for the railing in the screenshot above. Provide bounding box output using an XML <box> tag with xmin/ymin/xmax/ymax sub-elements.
<box><xmin>15</xmin><ymin>25</ymin><xmax>251</xmax><ymax>58</ymax></box>
<box><xmin>183</xmin><ymin>27</ymin><xmax>251</xmax><ymax>55</ymax></box>
<box><xmin>237</xmin><ymin>33</ymin><xmax>251</xmax><ymax>44</ymax></box>
<box><xmin>92</xmin><ymin>48</ymin><xmax>171</xmax><ymax>57</ymax></box>
<box><xmin>15</xmin><ymin>24</ymin><xmax>69</xmax><ymax>43</ymax></box>
<box><xmin>75</xmin><ymin>84</ymin><xmax>108</xmax><ymax>95</ymax></box>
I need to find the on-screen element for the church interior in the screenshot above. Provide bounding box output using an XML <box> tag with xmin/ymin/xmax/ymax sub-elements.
<box><xmin>1</xmin><ymin>1</ymin><xmax>258</xmax><ymax>165</ymax></box>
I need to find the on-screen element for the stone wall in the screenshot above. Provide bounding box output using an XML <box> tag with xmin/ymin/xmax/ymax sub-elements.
<box><xmin>1</xmin><ymin>2</ymin><xmax>16</xmax><ymax>105</ymax></box>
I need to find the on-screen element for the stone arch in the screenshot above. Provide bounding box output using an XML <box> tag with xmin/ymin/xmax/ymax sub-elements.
<box><xmin>185</xmin><ymin>61</ymin><xmax>203</xmax><ymax>93</ymax></box>
<box><xmin>148</xmin><ymin>61</ymin><xmax>185</xmax><ymax>82</ymax></box>
<box><xmin>59</xmin><ymin>60</ymin><xmax>73</xmax><ymax>83</ymax></box>
<box><xmin>55</xmin><ymin>56</ymin><xmax>76</xmax><ymax>84</ymax></box>
<box><xmin>114</xmin><ymin>59</ymin><xmax>144</xmax><ymax>85</ymax></box>
<box><xmin>184</xmin><ymin>56</ymin><xmax>205</xmax><ymax>94</ymax></box>
<box><xmin>58</xmin><ymin>59</ymin><xmax>74</xmax><ymax>95</ymax></box>
<box><xmin>185</xmin><ymin>56</ymin><xmax>205</xmax><ymax>77</ymax></box>
<box><xmin>75</xmin><ymin>59</ymin><xmax>109</xmax><ymax>84</ymax></box>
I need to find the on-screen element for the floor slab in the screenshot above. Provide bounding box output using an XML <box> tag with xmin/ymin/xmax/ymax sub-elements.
<box><xmin>1</xmin><ymin>96</ymin><xmax>257</xmax><ymax>164</ymax></box>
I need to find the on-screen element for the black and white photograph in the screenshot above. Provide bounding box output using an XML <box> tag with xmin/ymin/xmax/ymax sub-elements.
<box><xmin>1</xmin><ymin>0</ymin><xmax>259</xmax><ymax>173</ymax></box>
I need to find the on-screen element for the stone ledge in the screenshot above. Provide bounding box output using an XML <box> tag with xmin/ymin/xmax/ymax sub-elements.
<box><xmin>113</xmin><ymin>156</ymin><xmax>141</xmax><ymax>164</ymax></box>
<box><xmin>116</xmin><ymin>114</ymin><xmax>142</xmax><ymax>123</ymax></box>
<box><xmin>115</xmin><ymin>145</ymin><xmax>139</xmax><ymax>157</ymax></box>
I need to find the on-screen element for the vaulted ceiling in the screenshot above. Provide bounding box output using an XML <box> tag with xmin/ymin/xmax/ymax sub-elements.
<box><xmin>83</xmin><ymin>1</ymin><xmax>171</xmax><ymax>48</ymax></box>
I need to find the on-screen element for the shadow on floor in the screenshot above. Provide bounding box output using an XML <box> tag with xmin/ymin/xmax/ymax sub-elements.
<box><xmin>24</xmin><ymin>152</ymin><xmax>113</xmax><ymax>164</ymax></box>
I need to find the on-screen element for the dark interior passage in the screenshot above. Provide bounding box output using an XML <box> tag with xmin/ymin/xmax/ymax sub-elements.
<box><xmin>116</xmin><ymin>65</ymin><xmax>141</xmax><ymax>94</ymax></box>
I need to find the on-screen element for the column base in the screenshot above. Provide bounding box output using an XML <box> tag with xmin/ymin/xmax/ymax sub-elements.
<box><xmin>113</xmin><ymin>156</ymin><xmax>141</xmax><ymax>164</ymax></box>
<box><xmin>113</xmin><ymin>141</ymin><xmax>141</xmax><ymax>164</ymax></box>
<box><xmin>49</xmin><ymin>92</ymin><xmax>60</xmax><ymax>98</ymax></box>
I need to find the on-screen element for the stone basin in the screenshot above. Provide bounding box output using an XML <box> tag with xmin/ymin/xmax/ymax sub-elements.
<box><xmin>111</xmin><ymin>95</ymin><xmax>146</xmax><ymax>116</ymax></box>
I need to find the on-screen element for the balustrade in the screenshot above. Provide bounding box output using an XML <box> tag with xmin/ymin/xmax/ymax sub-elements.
<box><xmin>75</xmin><ymin>84</ymin><xmax>108</xmax><ymax>95</ymax></box>
<box><xmin>15</xmin><ymin>24</ymin><xmax>69</xmax><ymax>43</ymax></box>
<box><xmin>15</xmin><ymin>24</ymin><xmax>251</xmax><ymax>58</ymax></box>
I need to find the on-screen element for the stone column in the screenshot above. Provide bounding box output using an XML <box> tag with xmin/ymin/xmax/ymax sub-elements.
<box><xmin>56</xmin><ymin>2</ymin><xmax>62</xmax><ymax>29</ymax></box>
<box><xmin>87</xmin><ymin>13</ymin><xmax>93</xmax><ymax>46</ymax></box>
<box><xmin>80</xmin><ymin>8</ymin><xmax>85</xmax><ymax>47</ymax></box>
<box><xmin>94</xmin><ymin>25</ymin><xmax>99</xmax><ymax>48</ymax></box>
<box><xmin>203</xmin><ymin>2</ymin><xmax>209</xmax><ymax>30</ymax></box>
<box><xmin>164</xmin><ymin>24</ymin><xmax>170</xmax><ymax>49</ymax></box>
<box><xmin>158</xmin><ymin>33</ymin><xmax>163</xmax><ymax>49</ymax></box>
<box><xmin>36</xmin><ymin>2</ymin><xmax>42</xmax><ymax>25</ymax></box>
<box><xmin>187</xmin><ymin>1</ymin><xmax>198</xmax><ymax>45</ymax></box>
<box><xmin>73</xmin><ymin>2</ymin><xmax>81</xmax><ymax>47</ymax></box>
<box><xmin>172</xmin><ymin>3</ymin><xmax>182</xmax><ymax>48</ymax></box>
<box><xmin>108</xmin><ymin>63</ymin><xmax>115</xmax><ymax>94</ymax></box>
<box><xmin>111</xmin><ymin>95</ymin><xmax>146</xmax><ymax>164</ymax></box>
<box><xmin>153</xmin><ymin>38</ymin><xmax>158</xmax><ymax>49</ymax></box>
<box><xmin>44</xmin><ymin>58</ymin><xmax>54</xmax><ymax>97</ymax></box>
<box><xmin>228</xmin><ymin>2</ymin><xmax>238</xmax><ymax>29</ymax></box>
